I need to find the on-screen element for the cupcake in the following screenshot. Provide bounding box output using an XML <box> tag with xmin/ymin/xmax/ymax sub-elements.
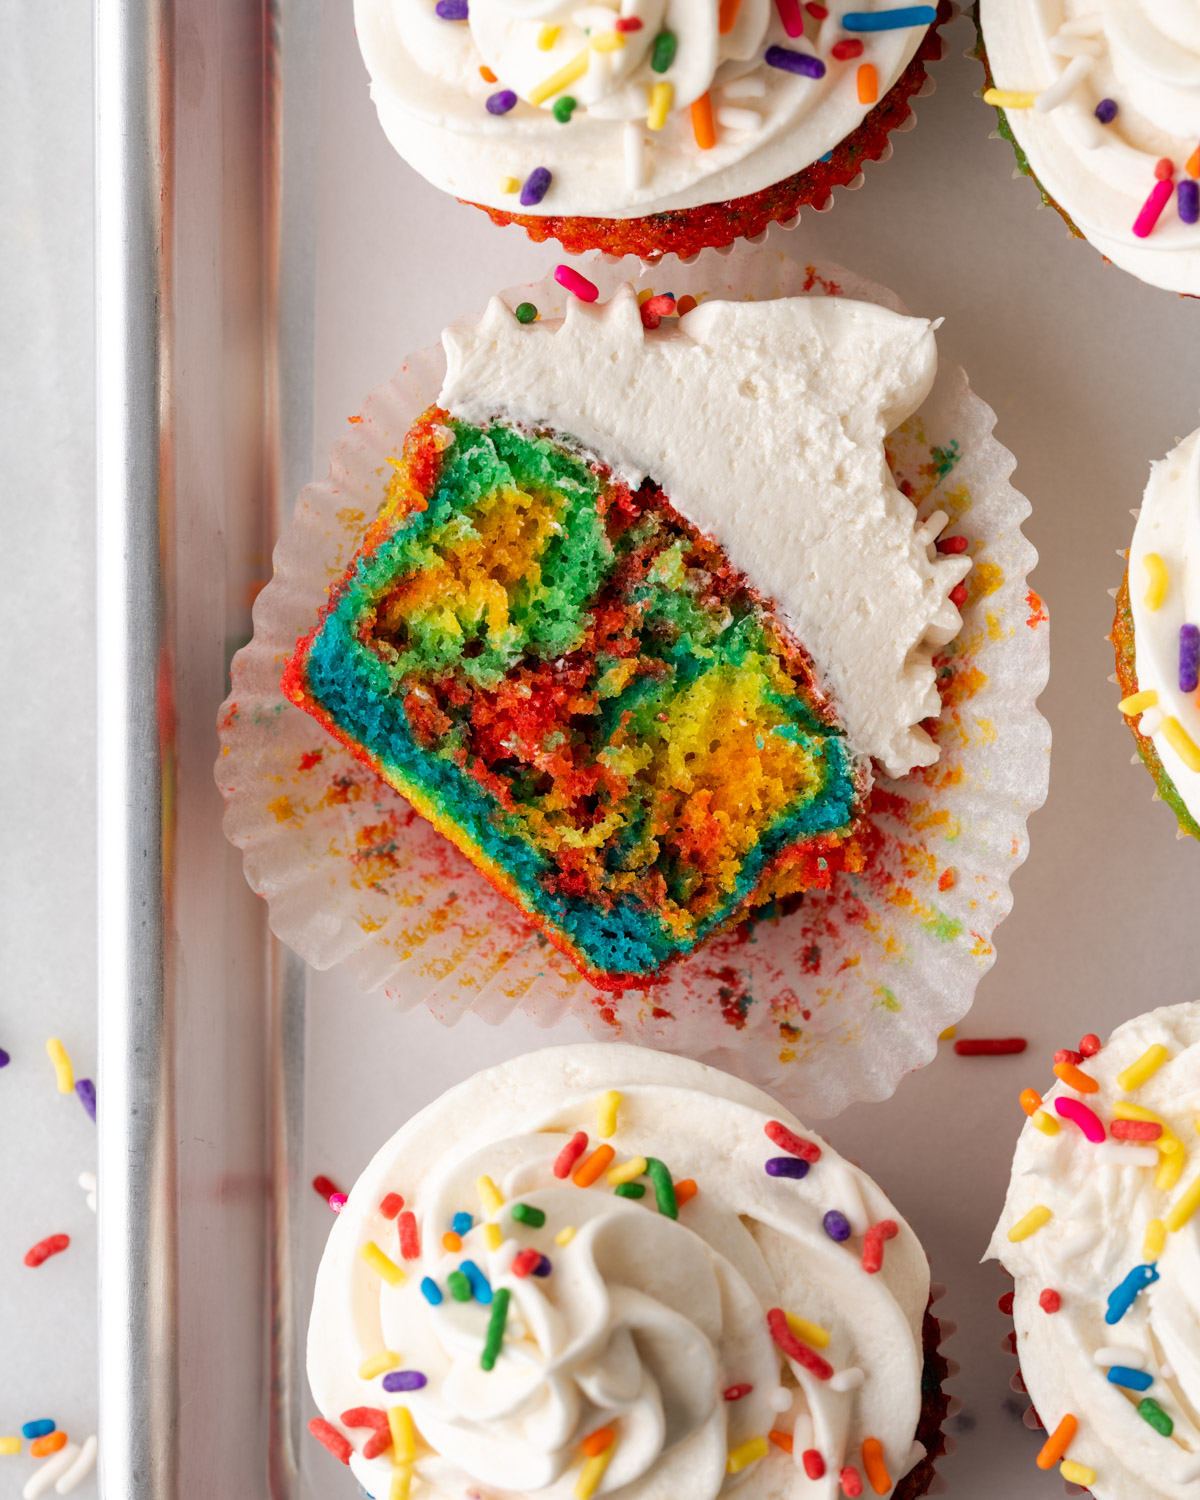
<box><xmin>976</xmin><ymin>3</ymin><xmax>1200</xmax><ymax>296</ymax></box>
<box><xmin>354</xmin><ymin>0</ymin><xmax>948</xmax><ymax>259</ymax></box>
<box><xmin>1112</xmin><ymin>425</ymin><xmax>1200</xmax><ymax>842</ymax></box>
<box><xmin>988</xmin><ymin>1003</ymin><xmax>1200</xmax><ymax>1498</ymax></box>
<box><xmin>306</xmin><ymin>1042</ymin><xmax>949</xmax><ymax>1498</ymax></box>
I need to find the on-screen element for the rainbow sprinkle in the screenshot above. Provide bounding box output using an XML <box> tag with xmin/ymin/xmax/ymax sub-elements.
<box><xmin>1105</xmin><ymin>1263</ymin><xmax>1159</xmax><ymax>1324</ymax></box>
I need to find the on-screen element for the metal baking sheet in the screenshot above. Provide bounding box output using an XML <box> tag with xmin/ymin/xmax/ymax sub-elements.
<box><xmin>98</xmin><ymin>4</ymin><xmax>1200</xmax><ymax>1496</ymax></box>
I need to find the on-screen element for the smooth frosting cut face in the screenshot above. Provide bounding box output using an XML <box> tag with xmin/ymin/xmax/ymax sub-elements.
<box><xmin>988</xmin><ymin>1004</ymin><xmax>1200</xmax><ymax>1500</ymax></box>
<box><xmin>1129</xmin><ymin>428</ymin><xmax>1200</xmax><ymax>825</ymax></box>
<box><xmin>307</xmin><ymin>1044</ymin><xmax>933</xmax><ymax>1499</ymax></box>
<box><xmin>353</xmin><ymin>1</ymin><xmax>934</xmax><ymax>217</ymax></box>
<box><xmin>440</xmin><ymin>287</ymin><xmax>969</xmax><ymax>779</ymax></box>
<box><xmin>980</xmin><ymin>0</ymin><xmax>1200</xmax><ymax>293</ymax></box>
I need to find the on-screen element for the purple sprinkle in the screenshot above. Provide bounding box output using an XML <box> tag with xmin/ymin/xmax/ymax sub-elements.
<box><xmin>823</xmin><ymin>1210</ymin><xmax>852</xmax><ymax>1242</ymax></box>
<box><xmin>1181</xmin><ymin>624</ymin><xmax>1200</xmax><ymax>692</ymax></box>
<box><xmin>1094</xmin><ymin>98</ymin><xmax>1118</xmax><ymax>124</ymax></box>
<box><xmin>382</xmin><ymin>1370</ymin><xmax>428</xmax><ymax>1393</ymax></box>
<box><xmin>75</xmin><ymin>1078</ymin><xmax>97</xmax><ymax>1121</ymax></box>
<box><xmin>0</xmin><ymin>1047</ymin><xmax>9</xmax><ymax>1067</ymax></box>
<box><xmin>765</xmin><ymin>45</ymin><xmax>826</xmax><ymax>80</ymax></box>
<box><xmin>765</xmin><ymin>1156</ymin><xmax>810</xmax><ymax>1179</ymax></box>
<box><xmin>1180</xmin><ymin>179</ymin><xmax>1200</xmax><ymax>225</ymax></box>
<box><xmin>486</xmin><ymin>90</ymin><xmax>518</xmax><ymax>116</ymax></box>
<box><xmin>533</xmin><ymin>1255</ymin><xmax>552</xmax><ymax>1277</ymax></box>
<box><xmin>520</xmin><ymin>166</ymin><xmax>552</xmax><ymax>207</ymax></box>
<box><xmin>435</xmin><ymin>0</ymin><xmax>468</xmax><ymax>18</ymax></box>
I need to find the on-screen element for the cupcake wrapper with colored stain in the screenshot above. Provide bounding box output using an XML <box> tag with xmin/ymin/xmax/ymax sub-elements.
<box><xmin>217</xmin><ymin>249</ymin><xmax>1048</xmax><ymax>1118</ymax></box>
<box><xmin>471</xmin><ymin>3</ymin><xmax>952</xmax><ymax>262</ymax></box>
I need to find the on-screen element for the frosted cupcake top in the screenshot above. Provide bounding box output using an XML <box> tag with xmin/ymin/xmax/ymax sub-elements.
<box><xmin>979</xmin><ymin>1</ymin><xmax>1200</xmax><ymax>294</ymax></box>
<box><xmin>989</xmin><ymin>1004</ymin><xmax>1200</xmax><ymax>1500</ymax></box>
<box><xmin>307</xmin><ymin>1044</ymin><xmax>933</xmax><ymax>1499</ymax></box>
<box><xmin>1125</xmin><ymin>425</ymin><xmax>1200</xmax><ymax>826</ymax></box>
<box><xmin>354</xmin><ymin>1</ymin><xmax>938</xmax><ymax>218</ymax></box>
<box><xmin>439</xmin><ymin>285</ymin><xmax>969</xmax><ymax>778</ymax></box>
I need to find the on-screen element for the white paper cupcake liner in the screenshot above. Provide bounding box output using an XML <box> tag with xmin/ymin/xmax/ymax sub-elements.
<box><xmin>216</xmin><ymin>248</ymin><xmax>1050</xmax><ymax>1119</ymax></box>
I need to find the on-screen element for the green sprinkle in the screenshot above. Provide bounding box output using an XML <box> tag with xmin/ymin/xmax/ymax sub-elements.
<box><xmin>514</xmin><ymin>302</ymin><xmax>538</xmax><ymax>324</ymax></box>
<box><xmin>615</xmin><ymin>1182</ymin><xmax>645</xmax><ymax>1199</ymax></box>
<box><xmin>1138</xmin><ymin>1397</ymin><xmax>1174</xmax><ymax>1436</ymax></box>
<box><xmin>645</xmin><ymin>1158</ymin><xmax>677</xmax><ymax>1219</ymax></box>
<box><xmin>553</xmin><ymin>96</ymin><xmax>576</xmax><ymax>123</ymax></box>
<box><xmin>511</xmin><ymin>1203</ymin><xmax>546</xmax><ymax>1228</ymax></box>
<box><xmin>481</xmin><ymin>1287</ymin><xmax>510</xmax><ymax>1372</ymax></box>
<box><xmin>447</xmin><ymin>1270</ymin><xmax>472</xmax><ymax>1302</ymax></box>
<box><xmin>651</xmin><ymin>30</ymin><xmax>677</xmax><ymax>73</ymax></box>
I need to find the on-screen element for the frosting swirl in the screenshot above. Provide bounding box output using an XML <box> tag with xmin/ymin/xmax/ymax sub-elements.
<box><xmin>308</xmin><ymin>1044</ymin><xmax>932</xmax><ymax>1498</ymax></box>
<box><xmin>988</xmin><ymin>1003</ymin><xmax>1200</xmax><ymax>1500</ymax></box>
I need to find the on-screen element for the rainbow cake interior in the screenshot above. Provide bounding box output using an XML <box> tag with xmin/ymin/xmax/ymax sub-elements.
<box><xmin>284</xmin><ymin>409</ymin><xmax>866</xmax><ymax>989</ymax></box>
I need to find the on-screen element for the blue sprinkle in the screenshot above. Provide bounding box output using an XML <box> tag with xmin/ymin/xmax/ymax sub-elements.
<box><xmin>766</xmin><ymin>1157</ymin><xmax>810</xmax><ymax>1179</ymax></box>
<box><xmin>533</xmin><ymin>1255</ymin><xmax>552</xmax><ymax>1278</ymax></box>
<box><xmin>452</xmin><ymin>1212</ymin><xmax>473</xmax><ymax>1236</ymax></box>
<box><xmin>1106</xmin><ymin>1263</ymin><xmax>1160</xmax><ymax>1325</ymax></box>
<box><xmin>520</xmin><ymin>166</ymin><xmax>552</xmax><ymax>207</ymax></box>
<box><xmin>461</xmin><ymin>1259</ymin><xmax>493</xmax><ymax>1305</ymax></box>
<box><xmin>382</xmin><ymin>1369</ymin><xmax>428</xmax><ymax>1393</ymax></box>
<box><xmin>435</xmin><ymin>0</ymin><xmax>468</xmax><ymax>18</ymax></box>
<box><xmin>1095</xmin><ymin>98</ymin><xmax>1118</xmax><ymax>124</ymax></box>
<box><xmin>1180</xmin><ymin>179</ymin><xmax>1200</xmax><ymax>226</ymax></box>
<box><xmin>22</xmin><ymin>1420</ymin><xmax>56</xmax><ymax>1440</ymax></box>
<box><xmin>819</xmin><ymin>151</ymin><xmax>833</xmax><ymax>162</ymax></box>
<box><xmin>1108</xmin><ymin>1366</ymin><xmax>1153</xmax><ymax>1392</ymax></box>
<box><xmin>76</xmin><ymin>1078</ymin><xmax>97</xmax><ymax>1121</ymax></box>
<box><xmin>842</xmin><ymin>6</ymin><xmax>936</xmax><ymax>31</ymax></box>
<box><xmin>823</xmin><ymin>1210</ymin><xmax>852</xmax><ymax>1242</ymax></box>
<box><xmin>765</xmin><ymin>45</ymin><xmax>826</xmax><ymax>80</ymax></box>
<box><xmin>420</xmin><ymin>1276</ymin><xmax>443</xmax><ymax>1306</ymax></box>
<box><xmin>486</xmin><ymin>90</ymin><xmax>518</xmax><ymax>116</ymax></box>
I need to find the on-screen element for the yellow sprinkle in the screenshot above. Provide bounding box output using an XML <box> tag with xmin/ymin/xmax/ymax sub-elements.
<box><xmin>575</xmin><ymin>1445</ymin><xmax>615</xmax><ymax>1499</ymax></box>
<box><xmin>647</xmin><ymin>81</ymin><xmax>673</xmax><ymax>131</ymax></box>
<box><xmin>46</xmin><ymin>1037</ymin><xmax>74</xmax><ymax>1095</ymax></box>
<box><xmin>389</xmin><ymin>1468</ymin><xmax>412</xmax><ymax>1500</ymax></box>
<box><xmin>388</xmin><ymin>1406</ymin><xmax>415</xmax><ymax>1463</ymax></box>
<box><xmin>484</xmin><ymin>1223</ymin><xmax>503</xmax><ymax>1251</ymax></box>
<box><xmin>983</xmin><ymin>88</ymin><xmax>1037</xmax><ymax>109</ymax></box>
<box><xmin>537</xmin><ymin>23</ymin><xmax>560</xmax><ymax>49</ymax></box>
<box><xmin>726</xmin><ymin>1437</ymin><xmax>769</xmax><ymax>1474</ymax></box>
<box><xmin>1060</xmin><ymin>1461</ymin><xmax>1097</xmax><ymax>1488</ymax></box>
<box><xmin>591</xmin><ymin>30</ymin><xmax>626</xmax><ymax>53</ymax></box>
<box><xmin>1166</xmin><ymin>1174</ymin><xmax>1200</xmax><ymax>1232</ymax></box>
<box><xmin>1008</xmin><ymin>1205</ymin><xmax>1052</xmax><ymax>1242</ymax></box>
<box><xmin>607</xmin><ymin>1155</ymin><xmax>647</xmax><ymax>1186</ymax></box>
<box><xmin>1118</xmin><ymin>1044</ymin><xmax>1170</xmax><ymax>1092</ymax></box>
<box><xmin>500</xmin><ymin>176</ymin><xmax>521</xmax><ymax>195</ymax></box>
<box><xmin>529</xmin><ymin>50</ymin><xmax>591</xmax><ymax>107</ymax></box>
<box><xmin>556</xmin><ymin>1225</ymin><xmax>576</xmax><ymax>1246</ymax></box>
<box><xmin>0</xmin><ymin>1438</ymin><xmax>20</xmax><ymax>1456</ymax></box>
<box><xmin>1143</xmin><ymin>552</ymin><xmax>1169</xmax><ymax>610</ymax></box>
<box><xmin>1118</xmin><ymin>689</ymin><xmax>1158</xmax><ymax>716</ymax></box>
<box><xmin>939</xmin><ymin>1025</ymin><xmax>957</xmax><ymax>1040</ymax></box>
<box><xmin>1144</xmin><ymin>1219</ymin><xmax>1166</xmax><ymax>1260</ymax></box>
<box><xmin>1162</xmin><ymin>717</ymin><xmax>1200</xmax><ymax>773</ymax></box>
<box><xmin>358</xmin><ymin>1350</ymin><xmax>402</xmax><ymax>1380</ymax></box>
<box><xmin>1031</xmin><ymin>1110</ymin><xmax>1060</xmax><ymax>1136</ymax></box>
<box><xmin>597</xmin><ymin>1090</ymin><xmax>622</xmax><ymax>1139</ymax></box>
<box><xmin>785</xmin><ymin>1312</ymin><xmax>831</xmax><ymax>1349</ymax></box>
<box><xmin>477</xmin><ymin>1175</ymin><xmax>504</xmax><ymax>1217</ymax></box>
<box><xmin>637</xmin><ymin>288</ymin><xmax>655</xmax><ymax>306</ymax></box>
<box><xmin>1157</xmin><ymin>1151</ymin><xmax>1184</xmax><ymax>1192</ymax></box>
<box><xmin>360</xmin><ymin>1241</ymin><xmax>406</xmax><ymax>1286</ymax></box>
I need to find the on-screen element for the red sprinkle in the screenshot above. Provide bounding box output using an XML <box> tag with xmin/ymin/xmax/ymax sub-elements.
<box><xmin>723</xmin><ymin>1384</ymin><xmax>754</xmax><ymax>1402</ymax></box>
<box><xmin>613</xmin><ymin>15</ymin><xmax>644</xmax><ymax>30</ymax></box>
<box><xmin>512</xmin><ymin>1248</ymin><xmax>543</xmax><ymax>1279</ymax></box>
<box><xmin>363</xmin><ymin>1429</ymin><xmax>393</xmax><ymax>1460</ymax></box>
<box><xmin>1054</xmin><ymin>1049</ymin><xmax>1083</xmax><ymax>1066</ymax></box>
<box><xmin>803</xmin><ymin>1449</ymin><xmax>827</xmax><ymax>1479</ymax></box>
<box><xmin>765</xmin><ymin>1120</ymin><xmax>822</xmax><ymax>1163</ymax></box>
<box><xmin>640</xmin><ymin>293</ymin><xmax>677</xmax><ymax>330</ymax></box>
<box><xmin>831</xmin><ymin>38</ymin><xmax>864</xmax><ymax>60</ymax></box>
<box><xmin>841</xmin><ymin>1465</ymin><xmax>864</xmax><ymax>1497</ymax></box>
<box><xmin>398</xmin><ymin>1210</ymin><xmax>421</xmax><ymax>1260</ymax></box>
<box><xmin>312</xmin><ymin>1174</ymin><xmax>342</xmax><ymax>1203</ymax></box>
<box><xmin>24</xmin><ymin>1233</ymin><xmax>70</xmax><ymax>1268</ymax></box>
<box><xmin>769</xmin><ymin>1430</ymin><xmax>795</xmax><ymax>1455</ymax></box>
<box><xmin>379</xmin><ymin>1192</ymin><xmax>405</xmax><ymax>1219</ymax></box>
<box><xmin>1156</xmin><ymin>157</ymin><xmax>1176</xmax><ymax>181</ymax></box>
<box><xmin>954</xmin><ymin>1038</ymin><xmax>1027</xmax><ymax>1056</ymax></box>
<box><xmin>806</xmin><ymin>2</ymin><xmax>829</xmax><ymax>16</ymax></box>
<box><xmin>998</xmin><ymin>1290</ymin><xmax>1015</xmax><ymax>1316</ymax></box>
<box><xmin>309</xmin><ymin>1418</ymin><xmax>351</xmax><ymax>1465</ymax></box>
<box><xmin>554</xmin><ymin>1131</ymin><xmax>588</xmax><ymax>1179</ymax></box>
<box><xmin>767</xmin><ymin>1308</ymin><xmax>834</xmax><ymax>1380</ymax></box>
<box><xmin>341</xmin><ymin>1407</ymin><xmax>389</xmax><ymax>1430</ymax></box>
<box><xmin>950</xmin><ymin>583</ymin><xmax>968</xmax><ymax>608</ymax></box>
<box><xmin>862</xmin><ymin>1220</ymin><xmax>899</xmax><ymax>1275</ymax></box>
<box><xmin>1079</xmin><ymin>1033</ymin><xmax>1102</xmax><ymax>1057</ymax></box>
<box><xmin>936</xmin><ymin>535</ymin><xmax>969</xmax><ymax>553</ymax></box>
<box><xmin>1112</xmin><ymin>1119</ymin><xmax>1162</xmax><ymax>1141</ymax></box>
<box><xmin>1039</xmin><ymin>1289</ymin><xmax>1062</xmax><ymax>1314</ymax></box>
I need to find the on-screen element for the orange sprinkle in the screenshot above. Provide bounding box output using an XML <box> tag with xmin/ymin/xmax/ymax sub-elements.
<box><xmin>1188</xmin><ymin>145</ymin><xmax>1200</xmax><ymax>178</ymax></box>
<box><xmin>718</xmin><ymin>0</ymin><xmax>743</xmax><ymax>32</ymax></box>
<box><xmin>573</xmin><ymin>1144</ymin><xmax>616</xmax><ymax>1187</ymax></box>
<box><xmin>480</xmin><ymin>66</ymin><xmax>497</xmax><ymax>83</ymax></box>
<box><xmin>691</xmin><ymin>92</ymin><xmax>716</xmax><ymax>150</ymax></box>
<box><xmin>856</xmin><ymin>64</ymin><xmax>878</xmax><ymax>105</ymax></box>
<box><xmin>443</xmin><ymin>1231</ymin><xmax>462</xmax><ymax>1252</ymax></box>
<box><xmin>674</xmin><ymin>1178</ymin><xmax>698</xmax><ymax>1207</ymax></box>
<box><xmin>1020</xmin><ymin>1088</ymin><xmax>1043</xmax><ymax>1117</ymax></box>
<box><xmin>582</xmin><ymin>1426</ymin><xmax>615</xmax><ymax>1458</ymax></box>
<box><xmin>30</xmin><ymin>1432</ymin><xmax>67</xmax><ymax>1458</ymax></box>
<box><xmin>768</xmin><ymin>1429</ymin><xmax>794</xmax><ymax>1455</ymax></box>
<box><xmin>1053</xmin><ymin>1062</ymin><xmax>1099</xmax><ymax>1094</ymax></box>
<box><xmin>862</xmin><ymin>1438</ymin><xmax>890</xmax><ymax>1495</ymax></box>
<box><xmin>1036</xmin><ymin>1415</ymin><xmax>1078</xmax><ymax>1470</ymax></box>
<box><xmin>676</xmin><ymin>295</ymin><xmax>697</xmax><ymax>315</ymax></box>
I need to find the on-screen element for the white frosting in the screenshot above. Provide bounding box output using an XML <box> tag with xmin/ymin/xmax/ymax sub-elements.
<box><xmin>353</xmin><ymin>0</ymin><xmax>933</xmax><ymax>217</ymax></box>
<box><xmin>1129</xmin><ymin>427</ymin><xmax>1200</xmax><ymax>825</ymax></box>
<box><xmin>438</xmin><ymin>287</ymin><xmax>970</xmax><ymax>778</ymax></box>
<box><xmin>979</xmin><ymin>1</ymin><xmax>1200</xmax><ymax>295</ymax></box>
<box><xmin>988</xmin><ymin>1003</ymin><xmax>1200</xmax><ymax>1500</ymax></box>
<box><xmin>308</xmin><ymin>1044</ymin><xmax>932</xmax><ymax>1499</ymax></box>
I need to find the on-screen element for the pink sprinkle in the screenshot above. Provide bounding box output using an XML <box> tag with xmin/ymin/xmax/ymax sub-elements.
<box><xmin>554</xmin><ymin>1131</ymin><xmax>588</xmax><ymax>1179</ymax></box>
<box><xmin>398</xmin><ymin>1210</ymin><xmax>420</xmax><ymax>1260</ymax></box>
<box><xmin>1054</xmin><ymin>1096</ymin><xmax>1106</xmax><ymax>1142</ymax></box>
<box><xmin>1133</xmin><ymin>177</ymin><xmax>1174</xmax><ymax>238</ymax></box>
<box><xmin>555</xmin><ymin>265</ymin><xmax>599</xmax><ymax>303</ymax></box>
<box><xmin>775</xmin><ymin>0</ymin><xmax>804</xmax><ymax>34</ymax></box>
<box><xmin>329</xmin><ymin>1193</ymin><xmax>348</xmax><ymax>1213</ymax></box>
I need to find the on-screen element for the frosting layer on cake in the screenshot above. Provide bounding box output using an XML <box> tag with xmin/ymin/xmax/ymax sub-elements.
<box><xmin>308</xmin><ymin>1043</ymin><xmax>932</xmax><ymax>1499</ymax></box>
